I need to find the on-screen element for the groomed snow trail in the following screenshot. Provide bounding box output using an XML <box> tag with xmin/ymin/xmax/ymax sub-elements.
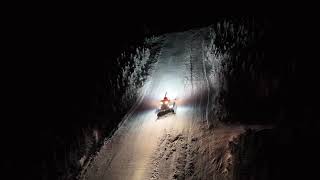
<box><xmin>81</xmin><ymin>28</ymin><xmax>250</xmax><ymax>180</ymax></box>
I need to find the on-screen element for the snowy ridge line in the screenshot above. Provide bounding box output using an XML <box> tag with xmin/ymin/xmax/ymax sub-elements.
<box><xmin>202</xmin><ymin>39</ymin><xmax>211</xmax><ymax>129</ymax></box>
<box><xmin>113</xmin><ymin>37</ymin><xmax>162</xmax><ymax>135</ymax></box>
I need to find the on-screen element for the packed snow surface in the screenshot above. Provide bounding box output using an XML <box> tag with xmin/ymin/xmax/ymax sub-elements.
<box><xmin>80</xmin><ymin>28</ymin><xmax>263</xmax><ymax>180</ymax></box>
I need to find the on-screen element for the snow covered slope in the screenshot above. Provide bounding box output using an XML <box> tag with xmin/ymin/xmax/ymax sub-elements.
<box><xmin>80</xmin><ymin>27</ymin><xmax>262</xmax><ymax>180</ymax></box>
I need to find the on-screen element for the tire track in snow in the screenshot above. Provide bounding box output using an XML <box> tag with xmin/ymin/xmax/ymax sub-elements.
<box><xmin>149</xmin><ymin>130</ymin><xmax>196</xmax><ymax>180</ymax></box>
<box><xmin>201</xmin><ymin>40</ymin><xmax>211</xmax><ymax>129</ymax></box>
<box><xmin>150</xmin><ymin>64</ymin><xmax>198</xmax><ymax>180</ymax></box>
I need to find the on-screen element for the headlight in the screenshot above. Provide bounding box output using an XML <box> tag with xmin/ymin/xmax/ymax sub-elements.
<box><xmin>164</xmin><ymin>101</ymin><xmax>168</xmax><ymax>104</ymax></box>
<box><xmin>160</xmin><ymin>101</ymin><xmax>163</xmax><ymax>105</ymax></box>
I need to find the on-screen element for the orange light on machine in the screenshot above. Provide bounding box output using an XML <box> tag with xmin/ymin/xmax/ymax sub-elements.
<box><xmin>164</xmin><ymin>101</ymin><xmax>168</xmax><ymax>104</ymax></box>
